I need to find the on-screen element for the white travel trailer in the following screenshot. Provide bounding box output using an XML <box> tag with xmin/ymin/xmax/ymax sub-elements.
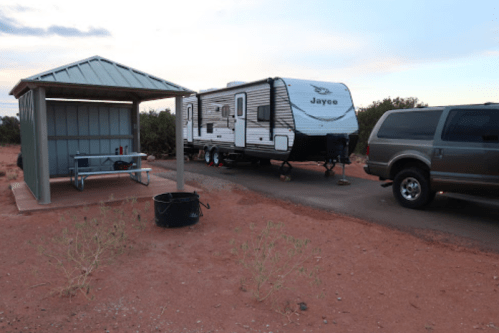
<box><xmin>182</xmin><ymin>77</ymin><xmax>359</xmax><ymax>176</ymax></box>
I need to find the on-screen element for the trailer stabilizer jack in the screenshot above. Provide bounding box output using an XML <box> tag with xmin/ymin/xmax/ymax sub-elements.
<box><xmin>279</xmin><ymin>161</ymin><xmax>293</xmax><ymax>177</ymax></box>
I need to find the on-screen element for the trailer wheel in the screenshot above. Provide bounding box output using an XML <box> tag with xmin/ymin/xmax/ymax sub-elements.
<box><xmin>212</xmin><ymin>148</ymin><xmax>223</xmax><ymax>167</ymax></box>
<box><xmin>204</xmin><ymin>148</ymin><xmax>212</xmax><ymax>165</ymax></box>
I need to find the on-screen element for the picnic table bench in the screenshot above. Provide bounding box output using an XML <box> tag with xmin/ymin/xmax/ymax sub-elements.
<box><xmin>70</xmin><ymin>152</ymin><xmax>151</xmax><ymax>191</ymax></box>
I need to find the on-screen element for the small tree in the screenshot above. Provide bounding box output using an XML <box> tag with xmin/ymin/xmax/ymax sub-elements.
<box><xmin>0</xmin><ymin>116</ymin><xmax>21</xmax><ymax>144</ymax></box>
<box><xmin>355</xmin><ymin>97</ymin><xmax>427</xmax><ymax>155</ymax></box>
<box><xmin>140</xmin><ymin>109</ymin><xmax>176</xmax><ymax>157</ymax></box>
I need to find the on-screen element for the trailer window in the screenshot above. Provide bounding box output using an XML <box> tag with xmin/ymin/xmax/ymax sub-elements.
<box><xmin>207</xmin><ymin>123</ymin><xmax>213</xmax><ymax>133</ymax></box>
<box><xmin>258</xmin><ymin>105</ymin><xmax>271</xmax><ymax>121</ymax></box>
<box><xmin>222</xmin><ymin>105</ymin><xmax>230</xmax><ymax>118</ymax></box>
<box><xmin>237</xmin><ymin>98</ymin><xmax>243</xmax><ymax>116</ymax></box>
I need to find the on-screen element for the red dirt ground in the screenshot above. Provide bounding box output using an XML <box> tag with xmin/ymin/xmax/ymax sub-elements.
<box><xmin>1</xmin><ymin>144</ymin><xmax>499</xmax><ymax>332</ymax></box>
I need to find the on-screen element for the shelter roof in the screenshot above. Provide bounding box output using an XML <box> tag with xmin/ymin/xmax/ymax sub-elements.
<box><xmin>10</xmin><ymin>55</ymin><xmax>194</xmax><ymax>102</ymax></box>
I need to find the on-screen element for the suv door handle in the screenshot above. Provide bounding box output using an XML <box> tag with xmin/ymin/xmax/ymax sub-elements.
<box><xmin>434</xmin><ymin>148</ymin><xmax>444</xmax><ymax>159</ymax></box>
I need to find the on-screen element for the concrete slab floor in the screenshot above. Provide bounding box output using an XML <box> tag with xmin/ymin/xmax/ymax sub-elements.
<box><xmin>11</xmin><ymin>174</ymin><xmax>201</xmax><ymax>213</ymax></box>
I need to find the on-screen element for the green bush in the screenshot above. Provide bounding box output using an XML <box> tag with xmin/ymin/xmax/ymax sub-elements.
<box><xmin>0</xmin><ymin>116</ymin><xmax>21</xmax><ymax>144</ymax></box>
<box><xmin>355</xmin><ymin>97</ymin><xmax>427</xmax><ymax>155</ymax></box>
<box><xmin>140</xmin><ymin>109</ymin><xmax>176</xmax><ymax>157</ymax></box>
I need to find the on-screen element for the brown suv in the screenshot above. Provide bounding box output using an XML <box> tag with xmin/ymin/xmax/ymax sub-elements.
<box><xmin>364</xmin><ymin>104</ymin><xmax>499</xmax><ymax>208</ymax></box>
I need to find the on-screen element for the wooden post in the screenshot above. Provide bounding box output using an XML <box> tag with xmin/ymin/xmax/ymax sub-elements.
<box><xmin>175</xmin><ymin>96</ymin><xmax>184</xmax><ymax>191</ymax></box>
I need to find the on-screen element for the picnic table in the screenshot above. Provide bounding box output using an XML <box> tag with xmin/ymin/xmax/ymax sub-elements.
<box><xmin>70</xmin><ymin>152</ymin><xmax>151</xmax><ymax>191</ymax></box>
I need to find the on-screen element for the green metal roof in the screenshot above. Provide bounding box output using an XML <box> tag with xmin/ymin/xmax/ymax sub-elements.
<box><xmin>10</xmin><ymin>55</ymin><xmax>194</xmax><ymax>102</ymax></box>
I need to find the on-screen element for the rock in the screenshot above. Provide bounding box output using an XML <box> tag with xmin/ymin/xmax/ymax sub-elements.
<box><xmin>147</xmin><ymin>155</ymin><xmax>156</xmax><ymax>162</ymax></box>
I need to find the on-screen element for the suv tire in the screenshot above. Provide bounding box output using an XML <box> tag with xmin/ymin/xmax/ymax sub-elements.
<box><xmin>393</xmin><ymin>168</ymin><xmax>435</xmax><ymax>209</ymax></box>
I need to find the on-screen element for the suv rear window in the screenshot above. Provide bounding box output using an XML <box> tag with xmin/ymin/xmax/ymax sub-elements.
<box><xmin>441</xmin><ymin>109</ymin><xmax>499</xmax><ymax>142</ymax></box>
<box><xmin>377</xmin><ymin>111</ymin><xmax>443</xmax><ymax>140</ymax></box>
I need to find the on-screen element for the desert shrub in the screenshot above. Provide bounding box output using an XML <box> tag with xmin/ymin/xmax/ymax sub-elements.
<box><xmin>37</xmin><ymin>198</ymin><xmax>146</xmax><ymax>299</ymax></box>
<box><xmin>140</xmin><ymin>109</ymin><xmax>176</xmax><ymax>157</ymax></box>
<box><xmin>355</xmin><ymin>97</ymin><xmax>427</xmax><ymax>155</ymax></box>
<box><xmin>231</xmin><ymin>221</ymin><xmax>321</xmax><ymax>313</ymax></box>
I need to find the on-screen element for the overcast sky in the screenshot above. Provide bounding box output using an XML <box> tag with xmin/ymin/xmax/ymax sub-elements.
<box><xmin>1</xmin><ymin>0</ymin><xmax>498</xmax><ymax>117</ymax></box>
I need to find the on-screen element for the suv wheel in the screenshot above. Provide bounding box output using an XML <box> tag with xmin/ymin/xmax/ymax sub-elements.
<box><xmin>393</xmin><ymin>168</ymin><xmax>434</xmax><ymax>209</ymax></box>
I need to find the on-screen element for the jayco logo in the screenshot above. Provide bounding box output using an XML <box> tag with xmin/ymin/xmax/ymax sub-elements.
<box><xmin>310</xmin><ymin>84</ymin><xmax>337</xmax><ymax>105</ymax></box>
<box><xmin>311</xmin><ymin>84</ymin><xmax>332</xmax><ymax>95</ymax></box>
<box><xmin>310</xmin><ymin>97</ymin><xmax>338</xmax><ymax>105</ymax></box>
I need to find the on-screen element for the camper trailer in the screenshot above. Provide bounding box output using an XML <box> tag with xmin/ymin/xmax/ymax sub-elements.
<box><xmin>182</xmin><ymin>77</ymin><xmax>359</xmax><ymax>177</ymax></box>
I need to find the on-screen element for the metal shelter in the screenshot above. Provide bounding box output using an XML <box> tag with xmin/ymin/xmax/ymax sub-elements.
<box><xmin>10</xmin><ymin>55</ymin><xmax>194</xmax><ymax>204</ymax></box>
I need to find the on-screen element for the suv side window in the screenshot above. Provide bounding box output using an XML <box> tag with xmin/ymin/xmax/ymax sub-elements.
<box><xmin>441</xmin><ymin>109</ymin><xmax>499</xmax><ymax>142</ymax></box>
<box><xmin>377</xmin><ymin>111</ymin><xmax>442</xmax><ymax>140</ymax></box>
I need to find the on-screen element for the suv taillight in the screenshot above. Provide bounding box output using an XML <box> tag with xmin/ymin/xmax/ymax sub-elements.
<box><xmin>366</xmin><ymin>145</ymin><xmax>370</xmax><ymax>156</ymax></box>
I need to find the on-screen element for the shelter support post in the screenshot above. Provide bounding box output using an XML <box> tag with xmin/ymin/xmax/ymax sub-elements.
<box><xmin>132</xmin><ymin>101</ymin><xmax>141</xmax><ymax>181</ymax></box>
<box><xmin>35</xmin><ymin>87</ymin><xmax>51</xmax><ymax>204</ymax></box>
<box><xmin>175</xmin><ymin>96</ymin><xmax>184</xmax><ymax>191</ymax></box>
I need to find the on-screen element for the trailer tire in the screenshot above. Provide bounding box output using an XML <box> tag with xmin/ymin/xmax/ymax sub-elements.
<box><xmin>204</xmin><ymin>148</ymin><xmax>212</xmax><ymax>165</ymax></box>
<box><xmin>212</xmin><ymin>148</ymin><xmax>223</xmax><ymax>167</ymax></box>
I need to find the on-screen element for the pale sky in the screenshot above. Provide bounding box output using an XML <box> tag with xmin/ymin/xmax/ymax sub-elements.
<box><xmin>1</xmin><ymin>0</ymin><xmax>498</xmax><ymax>117</ymax></box>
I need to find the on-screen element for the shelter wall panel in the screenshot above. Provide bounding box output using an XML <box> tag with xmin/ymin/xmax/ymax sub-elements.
<box><xmin>89</xmin><ymin>140</ymin><xmax>100</xmax><ymax>166</ymax></box>
<box><xmin>119</xmin><ymin>108</ymin><xmax>131</xmax><ymax>135</ymax></box>
<box><xmin>88</xmin><ymin>106</ymin><xmax>100</xmax><ymax>135</ymax></box>
<box><xmin>48</xmin><ymin>140</ymin><xmax>57</xmax><ymax>175</ymax></box>
<box><xmin>100</xmin><ymin>139</ymin><xmax>110</xmax><ymax>155</ymax></box>
<box><xmin>67</xmin><ymin>139</ymin><xmax>79</xmax><ymax>157</ymax></box>
<box><xmin>110</xmin><ymin>139</ymin><xmax>120</xmax><ymax>155</ymax></box>
<box><xmin>109</xmin><ymin>108</ymin><xmax>120</xmax><ymax>135</ymax></box>
<box><xmin>78</xmin><ymin>139</ymin><xmax>90</xmax><ymax>155</ymax></box>
<box><xmin>56</xmin><ymin>141</ymin><xmax>69</xmax><ymax>174</ymax></box>
<box><xmin>47</xmin><ymin>106</ymin><xmax>56</xmax><ymax>136</ymax></box>
<box><xmin>55</xmin><ymin>106</ymin><xmax>68</xmax><ymax>136</ymax></box>
<box><xmin>67</xmin><ymin>106</ymin><xmax>79</xmax><ymax>135</ymax></box>
<box><xmin>99</xmin><ymin>107</ymin><xmax>110</xmax><ymax>135</ymax></box>
<box><xmin>66</xmin><ymin>140</ymin><xmax>79</xmax><ymax>174</ymax></box>
<box><xmin>77</xmin><ymin>106</ymin><xmax>89</xmax><ymax>135</ymax></box>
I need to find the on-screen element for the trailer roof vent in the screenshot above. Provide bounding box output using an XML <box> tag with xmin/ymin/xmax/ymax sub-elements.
<box><xmin>227</xmin><ymin>81</ymin><xmax>246</xmax><ymax>88</ymax></box>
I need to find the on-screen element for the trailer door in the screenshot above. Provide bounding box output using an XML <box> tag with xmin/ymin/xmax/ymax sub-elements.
<box><xmin>187</xmin><ymin>104</ymin><xmax>193</xmax><ymax>143</ymax></box>
<box><xmin>235</xmin><ymin>93</ymin><xmax>246</xmax><ymax>147</ymax></box>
